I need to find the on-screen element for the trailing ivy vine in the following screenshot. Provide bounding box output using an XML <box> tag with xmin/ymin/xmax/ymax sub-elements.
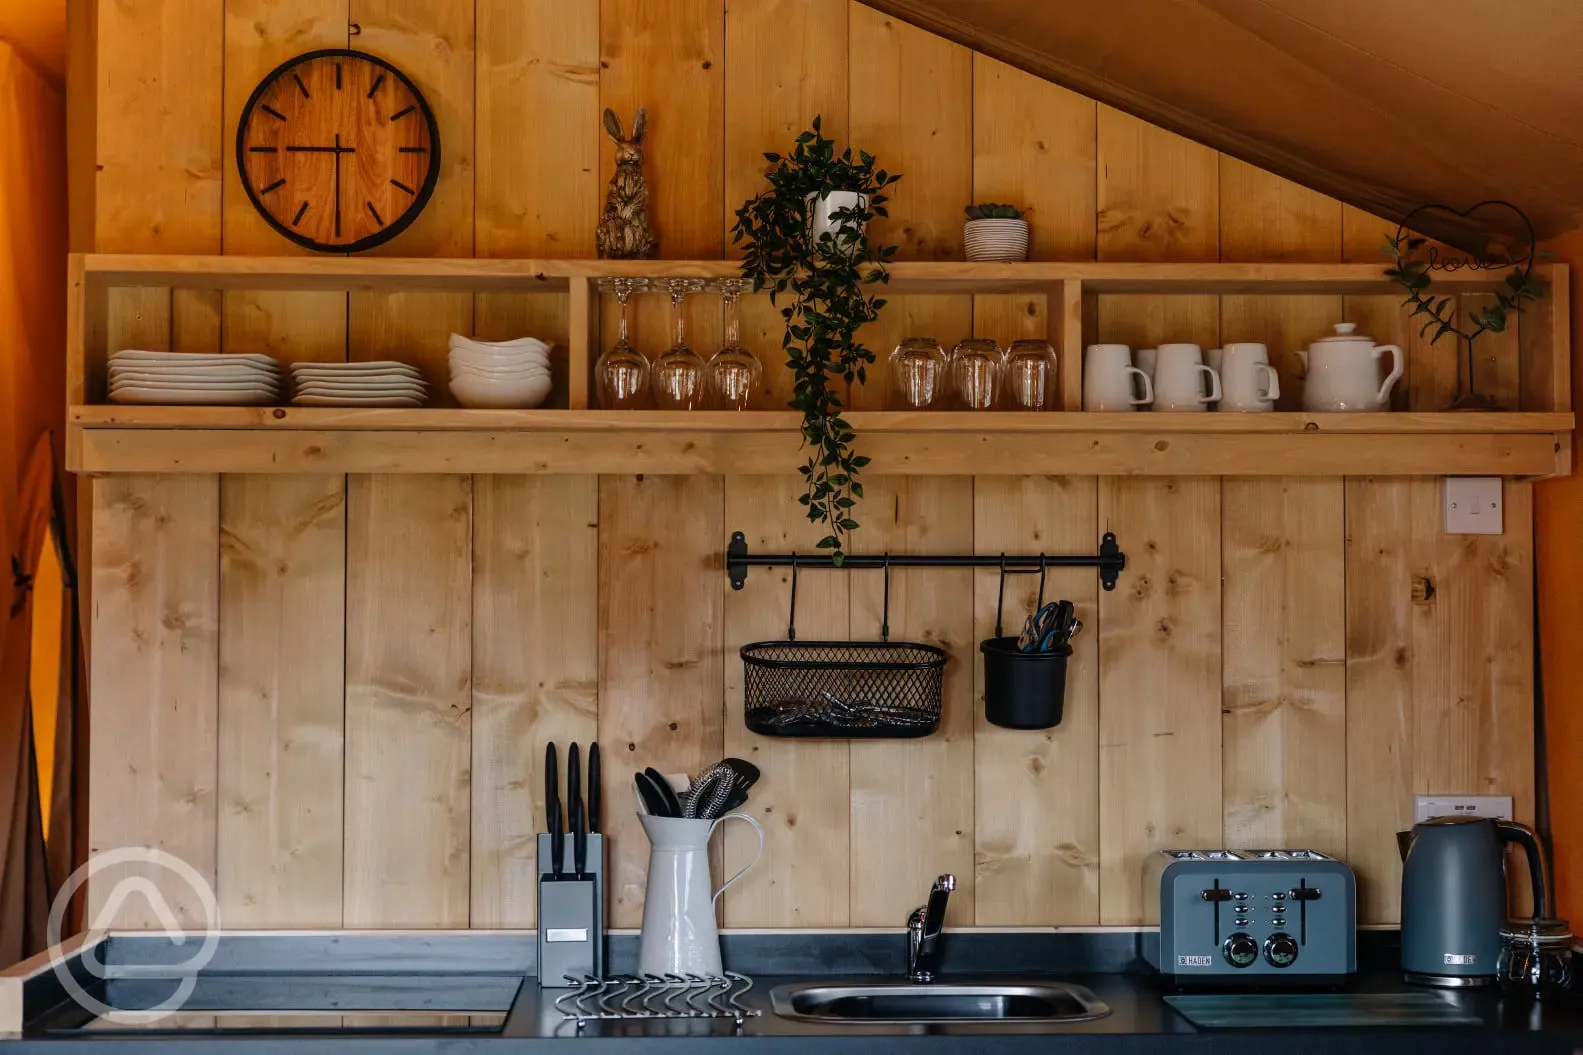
<box><xmin>732</xmin><ymin>116</ymin><xmax>900</xmax><ymax>562</ymax></box>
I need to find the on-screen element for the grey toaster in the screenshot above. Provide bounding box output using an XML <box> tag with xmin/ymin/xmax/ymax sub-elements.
<box><xmin>1142</xmin><ymin>849</ymin><xmax>1357</xmax><ymax>985</ymax></box>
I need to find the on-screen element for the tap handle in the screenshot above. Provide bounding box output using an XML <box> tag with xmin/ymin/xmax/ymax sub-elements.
<box><xmin>933</xmin><ymin>874</ymin><xmax>957</xmax><ymax>893</ymax></box>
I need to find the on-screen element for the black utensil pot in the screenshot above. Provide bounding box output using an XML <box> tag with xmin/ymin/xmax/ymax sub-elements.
<box><xmin>980</xmin><ymin>637</ymin><xmax>1071</xmax><ymax>729</ymax></box>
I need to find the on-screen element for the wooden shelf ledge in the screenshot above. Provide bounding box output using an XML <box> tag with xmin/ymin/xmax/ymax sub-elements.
<box><xmin>67</xmin><ymin>407</ymin><xmax>1571</xmax><ymax>477</ymax></box>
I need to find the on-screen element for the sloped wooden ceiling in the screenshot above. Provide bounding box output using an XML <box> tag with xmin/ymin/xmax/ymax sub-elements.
<box><xmin>862</xmin><ymin>0</ymin><xmax>1583</xmax><ymax>248</ymax></box>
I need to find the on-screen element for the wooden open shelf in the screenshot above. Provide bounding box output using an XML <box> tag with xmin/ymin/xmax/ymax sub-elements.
<box><xmin>67</xmin><ymin>254</ymin><xmax>1573</xmax><ymax>477</ymax></box>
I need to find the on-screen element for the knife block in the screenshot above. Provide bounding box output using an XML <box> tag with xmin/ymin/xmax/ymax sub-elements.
<box><xmin>536</xmin><ymin>832</ymin><xmax>604</xmax><ymax>988</ymax></box>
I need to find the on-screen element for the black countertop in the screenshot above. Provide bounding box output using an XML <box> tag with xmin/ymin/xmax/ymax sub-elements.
<box><xmin>8</xmin><ymin>931</ymin><xmax>1583</xmax><ymax>1053</ymax></box>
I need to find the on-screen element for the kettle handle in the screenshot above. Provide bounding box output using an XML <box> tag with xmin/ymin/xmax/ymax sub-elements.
<box><xmin>1494</xmin><ymin>819</ymin><xmax>1551</xmax><ymax>920</ymax></box>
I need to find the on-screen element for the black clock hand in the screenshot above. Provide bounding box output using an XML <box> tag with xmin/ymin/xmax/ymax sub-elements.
<box><xmin>333</xmin><ymin>132</ymin><xmax>342</xmax><ymax>239</ymax></box>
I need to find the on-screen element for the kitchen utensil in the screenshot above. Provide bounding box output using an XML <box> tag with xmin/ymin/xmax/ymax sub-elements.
<box><xmin>949</xmin><ymin>338</ymin><xmax>1002</xmax><ymax>410</ymax></box>
<box><xmin>1497</xmin><ymin>918</ymin><xmax>1574</xmax><ymax>997</ymax></box>
<box><xmin>569</xmin><ymin>743</ymin><xmax>586</xmax><ymax>878</ymax></box>
<box><xmin>637</xmin><ymin>811</ymin><xmax>764</xmax><ymax>977</ymax></box>
<box><xmin>890</xmin><ymin>337</ymin><xmax>949</xmax><ymax>410</ymax></box>
<box><xmin>1217</xmin><ymin>342</ymin><xmax>1280</xmax><ymax>412</ymax></box>
<box><xmin>721</xmin><ymin>757</ymin><xmax>760</xmax><ymax>797</ymax></box>
<box><xmin>651</xmin><ymin>278</ymin><xmax>708</xmax><ymax>410</ymax></box>
<box><xmin>596</xmin><ymin>277</ymin><xmax>651</xmax><ymax>410</ymax></box>
<box><xmin>449</xmin><ymin>372</ymin><xmax>553</xmax><ymax>409</ymax></box>
<box><xmin>633</xmin><ymin>770</ymin><xmax>671</xmax><ymax>818</ymax></box>
<box><xmin>545</xmin><ymin>743</ymin><xmax>563</xmax><ymax>878</ymax></box>
<box><xmin>644</xmin><ymin>766</ymin><xmax>684</xmax><ymax>818</ymax></box>
<box><xmin>1399</xmin><ymin>816</ymin><xmax>1552</xmax><ymax>987</ymax></box>
<box><xmin>1294</xmin><ymin>323</ymin><xmax>1403</xmax><ymax>411</ymax></box>
<box><xmin>1003</xmin><ymin>339</ymin><xmax>1058</xmax><ymax>410</ymax></box>
<box><xmin>111</xmin><ymin>386</ymin><xmax>280</xmax><ymax>406</ymax></box>
<box><xmin>1083</xmin><ymin>344</ymin><xmax>1152</xmax><ymax>411</ymax></box>
<box><xmin>588</xmin><ymin>743</ymin><xmax>601</xmax><ymax>834</ymax></box>
<box><xmin>1143</xmin><ymin>849</ymin><xmax>1357</xmax><ymax>984</ymax></box>
<box><xmin>1152</xmin><ymin>343</ymin><xmax>1221</xmax><ymax>412</ymax></box>
<box><xmin>980</xmin><ymin>559</ymin><xmax>1073</xmax><ymax>730</ymax></box>
<box><xmin>1016</xmin><ymin>601</ymin><xmax>1079</xmax><ymax>654</ymax></box>
<box><xmin>684</xmin><ymin>762</ymin><xmax>736</xmax><ymax>819</ymax></box>
<box><xmin>290</xmin><ymin>394</ymin><xmax>425</xmax><ymax>408</ymax></box>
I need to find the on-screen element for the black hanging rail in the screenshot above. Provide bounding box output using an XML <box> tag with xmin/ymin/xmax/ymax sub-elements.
<box><xmin>726</xmin><ymin>532</ymin><xmax>1127</xmax><ymax>592</ymax></box>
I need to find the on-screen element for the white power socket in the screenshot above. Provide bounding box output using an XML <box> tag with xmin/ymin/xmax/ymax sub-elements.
<box><xmin>1443</xmin><ymin>477</ymin><xmax>1503</xmax><ymax>534</ymax></box>
<box><xmin>1414</xmin><ymin>794</ymin><xmax>1513</xmax><ymax>823</ymax></box>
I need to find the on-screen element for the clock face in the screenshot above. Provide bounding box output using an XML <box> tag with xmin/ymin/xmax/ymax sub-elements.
<box><xmin>236</xmin><ymin>49</ymin><xmax>441</xmax><ymax>253</ymax></box>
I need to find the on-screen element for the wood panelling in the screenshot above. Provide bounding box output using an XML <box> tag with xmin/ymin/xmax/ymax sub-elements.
<box><xmin>1097</xmin><ymin>477</ymin><xmax>1222</xmax><ymax>924</ymax></box>
<box><xmin>972</xmin><ymin>477</ymin><xmax>1099</xmax><ymax>924</ymax></box>
<box><xmin>88</xmin><ymin>0</ymin><xmax>1541</xmax><ymax>932</ymax></box>
<box><xmin>217</xmin><ymin>475</ymin><xmax>345</xmax><ymax>928</ymax></box>
<box><xmin>598</xmin><ymin>475</ymin><xmax>725</xmax><ymax>928</ymax></box>
<box><xmin>849</xmin><ymin>478</ymin><xmax>975</xmax><ymax>926</ymax></box>
<box><xmin>88</xmin><ymin>475</ymin><xmax>218</xmax><ymax>926</ymax></box>
<box><xmin>471</xmin><ymin>477</ymin><xmax>598</xmax><ymax>928</ymax></box>
<box><xmin>722</xmin><ymin>476</ymin><xmax>851</xmax><ymax>927</ymax></box>
<box><xmin>344</xmin><ymin>475</ymin><xmax>472</xmax><ymax>928</ymax></box>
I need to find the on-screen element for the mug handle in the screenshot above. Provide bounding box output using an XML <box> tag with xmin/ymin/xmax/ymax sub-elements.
<box><xmin>1195</xmin><ymin>364</ymin><xmax>1222</xmax><ymax>403</ymax></box>
<box><xmin>1373</xmin><ymin>344</ymin><xmax>1404</xmax><ymax>406</ymax></box>
<box><xmin>1292</xmin><ymin>349</ymin><xmax>1308</xmax><ymax>378</ymax></box>
<box><xmin>709</xmin><ymin>812</ymin><xmax>764</xmax><ymax>903</ymax></box>
<box><xmin>1126</xmin><ymin>366</ymin><xmax>1153</xmax><ymax>406</ymax></box>
<box><xmin>1257</xmin><ymin>363</ymin><xmax>1281</xmax><ymax>402</ymax></box>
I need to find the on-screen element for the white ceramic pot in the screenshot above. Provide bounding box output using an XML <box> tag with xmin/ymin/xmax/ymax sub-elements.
<box><xmin>806</xmin><ymin>191</ymin><xmax>867</xmax><ymax>239</ymax></box>
<box><xmin>963</xmin><ymin>218</ymin><xmax>1030</xmax><ymax>262</ymax></box>
<box><xmin>1294</xmin><ymin>323</ymin><xmax>1403</xmax><ymax>412</ymax></box>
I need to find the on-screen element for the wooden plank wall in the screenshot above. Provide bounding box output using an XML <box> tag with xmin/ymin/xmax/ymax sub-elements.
<box><xmin>87</xmin><ymin>0</ymin><xmax>1536</xmax><ymax>929</ymax></box>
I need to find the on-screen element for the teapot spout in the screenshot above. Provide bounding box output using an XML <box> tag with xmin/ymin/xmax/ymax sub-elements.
<box><xmin>1397</xmin><ymin>829</ymin><xmax>1416</xmax><ymax>862</ymax></box>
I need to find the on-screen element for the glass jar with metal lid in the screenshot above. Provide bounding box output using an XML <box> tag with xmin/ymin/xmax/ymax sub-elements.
<box><xmin>1497</xmin><ymin>918</ymin><xmax>1574</xmax><ymax>998</ymax></box>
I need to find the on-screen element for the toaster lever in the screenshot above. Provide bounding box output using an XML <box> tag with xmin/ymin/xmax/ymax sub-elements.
<box><xmin>1200</xmin><ymin>888</ymin><xmax>1233</xmax><ymax>902</ymax></box>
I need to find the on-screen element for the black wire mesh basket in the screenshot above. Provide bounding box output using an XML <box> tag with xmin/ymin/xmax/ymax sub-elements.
<box><xmin>740</xmin><ymin>556</ymin><xmax>948</xmax><ymax>739</ymax></box>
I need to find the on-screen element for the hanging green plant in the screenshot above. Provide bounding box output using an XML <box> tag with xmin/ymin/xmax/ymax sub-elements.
<box><xmin>732</xmin><ymin>116</ymin><xmax>901</xmax><ymax>562</ymax></box>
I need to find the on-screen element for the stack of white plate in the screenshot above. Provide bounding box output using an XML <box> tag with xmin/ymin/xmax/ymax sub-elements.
<box><xmin>108</xmin><ymin>350</ymin><xmax>284</xmax><ymax>405</ymax></box>
<box><xmin>290</xmin><ymin>361</ymin><xmax>428</xmax><ymax>407</ymax></box>
<box><xmin>449</xmin><ymin>335</ymin><xmax>553</xmax><ymax>409</ymax></box>
<box><xmin>963</xmin><ymin>218</ymin><xmax>1031</xmax><ymax>262</ymax></box>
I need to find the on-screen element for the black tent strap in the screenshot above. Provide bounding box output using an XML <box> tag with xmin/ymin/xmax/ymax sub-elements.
<box><xmin>726</xmin><ymin>531</ymin><xmax>1126</xmax><ymax>592</ymax></box>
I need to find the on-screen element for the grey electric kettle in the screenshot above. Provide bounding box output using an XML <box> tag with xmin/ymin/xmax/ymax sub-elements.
<box><xmin>1398</xmin><ymin>816</ymin><xmax>1552</xmax><ymax>987</ymax></box>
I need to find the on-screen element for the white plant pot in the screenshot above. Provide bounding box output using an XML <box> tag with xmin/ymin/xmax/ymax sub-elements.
<box><xmin>806</xmin><ymin>191</ymin><xmax>868</xmax><ymax>240</ymax></box>
<box><xmin>964</xmin><ymin>218</ymin><xmax>1030</xmax><ymax>262</ymax></box>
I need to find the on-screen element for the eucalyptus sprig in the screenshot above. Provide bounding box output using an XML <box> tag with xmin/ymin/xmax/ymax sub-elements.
<box><xmin>732</xmin><ymin>116</ymin><xmax>901</xmax><ymax>562</ymax></box>
<box><xmin>1384</xmin><ymin>233</ymin><xmax>1547</xmax><ymax>345</ymax></box>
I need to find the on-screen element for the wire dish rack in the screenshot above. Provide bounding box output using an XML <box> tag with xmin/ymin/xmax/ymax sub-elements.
<box><xmin>554</xmin><ymin>974</ymin><xmax>761</xmax><ymax>1030</ymax></box>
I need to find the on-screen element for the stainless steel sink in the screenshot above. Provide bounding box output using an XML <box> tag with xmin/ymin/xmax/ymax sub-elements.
<box><xmin>769</xmin><ymin>981</ymin><xmax>1112</xmax><ymax>1024</ymax></box>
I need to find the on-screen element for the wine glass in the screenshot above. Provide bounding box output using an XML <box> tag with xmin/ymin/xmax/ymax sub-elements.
<box><xmin>595</xmin><ymin>277</ymin><xmax>650</xmax><ymax>409</ymax></box>
<box><xmin>651</xmin><ymin>278</ymin><xmax>709</xmax><ymax>410</ymax></box>
<box><xmin>706</xmin><ymin>279</ymin><xmax>761</xmax><ymax>410</ymax></box>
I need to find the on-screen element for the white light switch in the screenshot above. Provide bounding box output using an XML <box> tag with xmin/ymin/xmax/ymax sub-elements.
<box><xmin>1443</xmin><ymin>477</ymin><xmax>1503</xmax><ymax>534</ymax></box>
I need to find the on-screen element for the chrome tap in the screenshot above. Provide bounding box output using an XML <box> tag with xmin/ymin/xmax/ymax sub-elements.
<box><xmin>906</xmin><ymin>873</ymin><xmax>955</xmax><ymax>982</ymax></box>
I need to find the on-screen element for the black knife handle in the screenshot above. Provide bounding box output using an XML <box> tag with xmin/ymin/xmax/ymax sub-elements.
<box><xmin>588</xmin><ymin>742</ymin><xmax>602</xmax><ymax>835</ymax></box>
<box><xmin>545</xmin><ymin>743</ymin><xmax>563</xmax><ymax>878</ymax></box>
<box><xmin>568</xmin><ymin>743</ymin><xmax>586</xmax><ymax>878</ymax></box>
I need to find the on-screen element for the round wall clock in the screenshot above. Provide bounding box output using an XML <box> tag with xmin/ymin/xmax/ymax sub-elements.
<box><xmin>236</xmin><ymin>48</ymin><xmax>441</xmax><ymax>253</ymax></box>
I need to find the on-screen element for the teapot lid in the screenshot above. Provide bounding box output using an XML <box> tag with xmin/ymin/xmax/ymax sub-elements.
<box><xmin>1314</xmin><ymin>322</ymin><xmax>1371</xmax><ymax>343</ymax></box>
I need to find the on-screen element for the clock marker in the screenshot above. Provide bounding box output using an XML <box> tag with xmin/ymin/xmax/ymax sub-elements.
<box><xmin>390</xmin><ymin>105</ymin><xmax>415</xmax><ymax>122</ymax></box>
<box><xmin>335</xmin><ymin>63</ymin><xmax>342</xmax><ymax>90</ymax></box>
<box><xmin>293</xmin><ymin>73</ymin><xmax>310</xmax><ymax>99</ymax></box>
<box><xmin>261</xmin><ymin>178</ymin><xmax>286</xmax><ymax>195</ymax></box>
<box><xmin>398</xmin><ymin>146</ymin><xmax>428</xmax><ymax>154</ymax></box>
<box><xmin>292</xmin><ymin>201</ymin><xmax>310</xmax><ymax>226</ymax></box>
<box><xmin>366</xmin><ymin>73</ymin><xmax>385</xmax><ymax>99</ymax></box>
<box><xmin>261</xmin><ymin>104</ymin><xmax>287</xmax><ymax>122</ymax></box>
<box><xmin>366</xmin><ymin>201</ymin><xmax>385</xmax><ymax>227</ymax></box>
<box><xmin>390</xmin><ymin>178</ymin><xmax>416</xmax><ymax>195</ymax></box>
<box><xmin>248</xmin><ymin>146</ymin><xmax>277</xmax><ymax>153</ymax></box>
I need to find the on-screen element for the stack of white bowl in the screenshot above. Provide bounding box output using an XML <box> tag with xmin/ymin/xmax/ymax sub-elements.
<box><xmin>290</xmin><ymin>361</ymin><xmax>428</xmax><ymax>407</ymax></box>
<box><xmin>108</xmin><ymin>350</ymin><xmax>283</xmax><ymax>405</ymax></box>
<box><xmin>449</xmin><ymin>335</ymin><xmax>553</xmax><ymax>409</ymax></box>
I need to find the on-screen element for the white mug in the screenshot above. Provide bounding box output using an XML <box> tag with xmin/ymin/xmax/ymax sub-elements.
<box><xmin>1217</xmin><ymin>342</ymin><xmax>1280</xmax><ymax>412</ymax></box>
<box><xmin>637</xmin><ymin>811</ymin><xmax>765</xmax><ymax>977</ymax></box>
<box><xmin>1152</xmin><ymin>342</ymin><xmax>1221</xmax><ymax>412</ymax></box>
<box><xmin>1083</xmin><ymin>344</ymin><xmax>1153</xmax><ymax>411</ymax></box>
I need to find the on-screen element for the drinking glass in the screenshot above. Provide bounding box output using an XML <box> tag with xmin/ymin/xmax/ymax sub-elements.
<box><xmin>595</xmin><ymin>277</ymin><xmax>650</xmax><ymax>410</ymax></box>
<box><xmin>1004</xmin><ymin>339</ymin><xmax>1059</xmax><ymax>410</ymax></box>
<box><xmin>890</xmin><ymin>337</ymin><xmax>948</xmax><ymax>410</ymax></box>
<box><xmin>651</xmin><ymin>278</ymin><xmax>709</xmax><ymax>410</ymax></box>
<box><xmin>951</xmin><ymin>338</ymin><xmax>1003</xmax><ymax>410</ymax></box>
<box><xmin>706</xmin><ymin>278</ymin><xmax>761</xmax><ymax>410</ymax></box>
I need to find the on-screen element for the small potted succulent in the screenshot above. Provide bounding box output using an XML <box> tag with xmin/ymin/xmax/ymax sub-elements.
<box><xmin>963</xmin><ymin>203</ymin><xmax>1029</xmax><ymax>262</ymax></box>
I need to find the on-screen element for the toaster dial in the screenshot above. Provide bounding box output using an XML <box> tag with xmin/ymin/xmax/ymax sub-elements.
<box><xmin>1222</xmin><ymin>932</ymin><xmax>1259</xmax><ymax>969</ymax></box>
<box><xmin>1264</xmin><ymin>932</ymin><xmax>1299</xmax><ymax>968</ymax></box>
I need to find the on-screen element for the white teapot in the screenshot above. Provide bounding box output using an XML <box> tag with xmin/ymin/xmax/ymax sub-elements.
<box><xmin>1294</xmin><ymin>323</ymin><xmax>1403</xmax><ymax>412</ymax></box>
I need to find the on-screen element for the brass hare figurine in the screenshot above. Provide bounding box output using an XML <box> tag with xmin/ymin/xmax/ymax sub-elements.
<box><xmin>596</xmin><ymin>107</ymin><xmax>658</xmax><ymax>259</ymax></box>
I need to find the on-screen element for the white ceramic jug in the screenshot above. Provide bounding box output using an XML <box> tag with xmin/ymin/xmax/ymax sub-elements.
<box><xmin>1295</xmin><ymin>323</ymin><xmax>1403</xmax><ymax>411</ymax></box>
<box><xmin>637</xmin><ymin>812</ymin><xmax>764</xmax><ymax>978</ymax></box>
